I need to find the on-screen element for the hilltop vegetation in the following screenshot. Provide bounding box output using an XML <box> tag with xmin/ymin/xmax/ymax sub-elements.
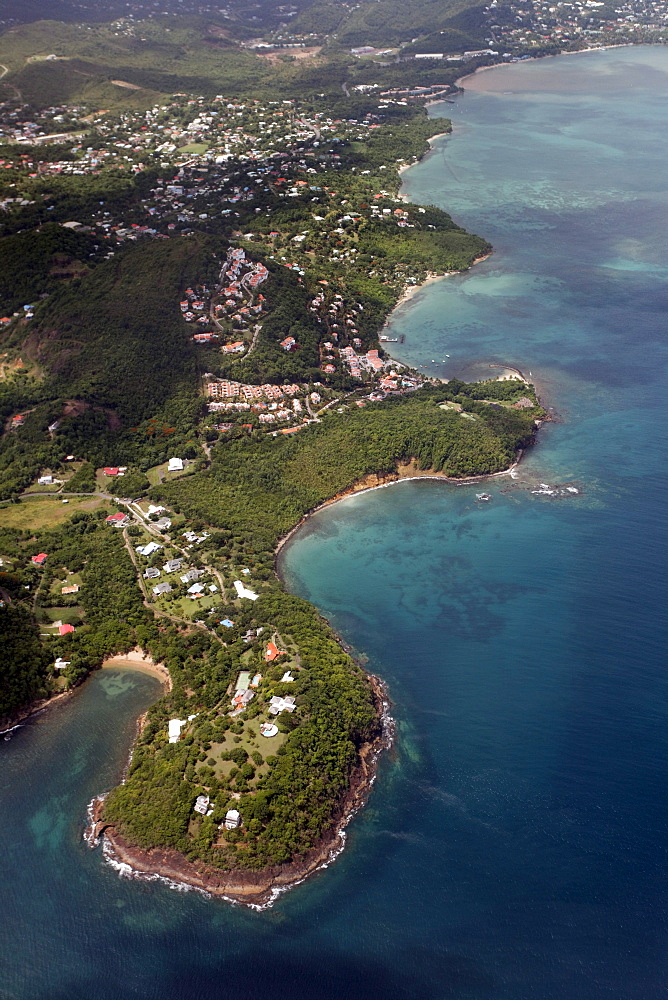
<box><xmin>0</xmin><ymin>19</ymin><xmax>269</xmax><ymax>107</ymax></box>
<box><xmin>0</xmin><ymin>223</ymin><xmax>102</xmax><ymax>316</ymax></box>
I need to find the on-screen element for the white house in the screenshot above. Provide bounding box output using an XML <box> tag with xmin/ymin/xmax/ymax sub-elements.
<box><xmin>224</xmin><ymin>808</ymin><xmax>241</xmax><ymax>830</ymax></box>
<box><xmin>168</xmin><ymin>718</ymin><xmax>186</xmax><ymax>743</ymax></box>
<box><xmin>194</xmin><ymin>794</ymin><xmax>210</xmax><ymax>815</ymax></box>
<box><xmin>181</xmin><ymin>568</ymin><xmax>204</xmax><ymax>584</ymax></box>
<box><xmin>234</xmin><ymin>580</ymin><xmax>258</xmax><ymax>601</ymax></box>
<box><xmin>168</xmin><ymin>457</ymin><xmax>184</xmax><ymax>472</ymax></box>
<box><xmin>268</xmin><ymin>695</ymin><xmax>296</xmax><ymax>716</ymax></box>
<box><xmin>137</xmin><ymin>541</ymin><xmax>162</xmax><ymax>557</ymax></box>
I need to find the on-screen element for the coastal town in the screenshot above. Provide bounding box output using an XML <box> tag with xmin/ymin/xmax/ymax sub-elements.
<box><xmin>0</xmin><ymin>0</ymin><xmax>584</xmax><ymax>901</ymax></box>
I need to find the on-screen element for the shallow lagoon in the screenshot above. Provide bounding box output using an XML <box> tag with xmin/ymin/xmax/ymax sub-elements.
<box><xmin>3</xmin><ymin>46</ymin><xmax>668</xmax><ymax>1000</ymax></box>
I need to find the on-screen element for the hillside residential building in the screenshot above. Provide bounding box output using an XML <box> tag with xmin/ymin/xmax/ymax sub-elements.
<box><xmin>268</xmin><ymin>695</ymin><xmax>296</xmax><ymax>715</ymax></box>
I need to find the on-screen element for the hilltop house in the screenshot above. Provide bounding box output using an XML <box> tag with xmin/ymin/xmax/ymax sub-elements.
<box><xmin>168</xmin><ymin>457</ymin><xmax>184</xmax><ymax>472</ymax></box>
<box><xmin>264</xmin><ymin>641</ymin><xmax>283</xmax><ymax>662</ymax></box>
<box><xmin>268</xmin><ymin>695</ymin><xmax>296</xmax><ymax>715</ymax></box>
<box><xmin>105</xmin><ymin>512</ymin><xmax>129</xmax><ymax>527</ymax></box>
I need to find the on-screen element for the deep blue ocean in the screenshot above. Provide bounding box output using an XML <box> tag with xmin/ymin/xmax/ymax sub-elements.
<box><xmin>3</xmin><ymin>47</ymin><xmax>668</xmax><ymax>1000</ymax></box>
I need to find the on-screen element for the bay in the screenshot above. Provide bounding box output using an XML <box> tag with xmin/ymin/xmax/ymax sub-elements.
<box><xmin>2</xmin><ymin>45</ymin><xmax>668</xmax><ymax>1000</ymax></box>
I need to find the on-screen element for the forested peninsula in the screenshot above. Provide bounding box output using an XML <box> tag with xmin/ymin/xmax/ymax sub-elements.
<box><xmin>0</xmin><ymin>14</ymin><xmax>546</xmax><ymax>902</ymax></box>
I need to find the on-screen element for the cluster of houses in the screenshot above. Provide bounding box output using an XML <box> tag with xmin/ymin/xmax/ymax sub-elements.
<box><xmin>207</xmin><ymin>380</ymin><xmax>301</xmax><ymax>400</ymax></box>
<box><xmin>139</xmin><ymin>553</ymin><xmax>218</xmax><ymax>600</ymax></box>
<box><xmin>215</xmin><ymin>247</ymin><xmax>268</xmax><ymax>332</ymax></box>
<box><xmin>179</xmin><ymin>248</ymin><xmax>269</xmax><ymax>349</ymax></box>
<box><xmin>338</xmin><ymin>346</ymin><xmax>390</xmax><ymax>378</ymax></box>
<box><xmin>0</xmin><ymin>102</ymin><xmax>84</xmax><ymax>146</ymax></box>
<box><xmin>179</xmin><ymin>284</ymin><xmax>212</xmax><ymax>326</ymax></box>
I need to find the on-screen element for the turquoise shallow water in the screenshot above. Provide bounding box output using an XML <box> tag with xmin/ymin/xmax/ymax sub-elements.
<box><xmin>3</xmin><ymin>46</ymin><xmax>668</xmax><ymax>1000</ymax></box>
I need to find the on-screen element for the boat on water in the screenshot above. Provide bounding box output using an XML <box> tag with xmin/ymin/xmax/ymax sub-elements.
<box><xmin>475</xmin><ymin>493</ymin><xmax>491</xmax><ymax>502</ymax></box>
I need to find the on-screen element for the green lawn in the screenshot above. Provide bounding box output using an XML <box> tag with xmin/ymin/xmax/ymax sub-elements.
<box><xmin>198</xmin><ymin>717</ymin><xmax>286</xmax><ymax>783</ymax></box>
<box><xmin>48</xmin><ymin>571</ymin><xmax>83</xmax><ymax>597</ymax></box>
<box><xmin>41</xmin><ymin>606</ymin><xmax>83</xmax><ymax>622</ymax></box>
<box><xmin>0</xmin><ymin>496</ymin><xmax>103</xmax><ymax>530</ymax></box>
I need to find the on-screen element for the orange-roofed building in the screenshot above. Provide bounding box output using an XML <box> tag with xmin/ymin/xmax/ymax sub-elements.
<box><xmin>32</xmin><ymin>553</ymin><xmax>48</xmax><ymax>566</ymax></box>
<box><xmin>59</xmin><ymin>624</ymin><xmax>75</xmax><ymax>635</ymax></box>
<box><xmin>265</xmin><ymin>641</ymin><xmax>281</xmax><ymax>662</ymax></box>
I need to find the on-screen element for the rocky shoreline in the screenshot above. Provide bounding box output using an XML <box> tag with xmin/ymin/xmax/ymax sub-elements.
<box><xmin>85</xmin><ymin>674</ymin><xmax>393</xmax><ymax>908</ymax></box>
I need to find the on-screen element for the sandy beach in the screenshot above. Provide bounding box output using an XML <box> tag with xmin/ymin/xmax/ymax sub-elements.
<box><xmin>102</xmin><ymin>649</ymin><xmax>172</xmax><ymax>691</ymax></box>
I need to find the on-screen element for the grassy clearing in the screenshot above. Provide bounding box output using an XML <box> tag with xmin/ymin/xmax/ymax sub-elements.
<box><xmin>199</xmin><ymin>717</ymin><xmax>287</xmax><ymax>783</ymax></box>
<box><xmin>41</xmin><ymin>606</ymin><xmax>83</xmax><ymax>622</ymax></box>
<box><xmin>0</xmin><ymin>495</ymin><xmax>103</xmax><ymax>530</ymax></box>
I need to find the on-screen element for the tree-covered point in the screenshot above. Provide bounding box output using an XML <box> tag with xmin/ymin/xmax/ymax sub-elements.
<box><xmin>103</xmin><ymin>591</ymin><xmax>379</xmax><ymax>870</ymax></box>
<box><xmin>155</xmin><ymin>383</ymin><xmax>542</xmax><ymax>552</ymax></box>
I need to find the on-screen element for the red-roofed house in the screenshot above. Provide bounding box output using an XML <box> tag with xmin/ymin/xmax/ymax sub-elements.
<box><xmin>31</xmin><ymin>553</ymin><xmax>48</xmax><ymax>566</ymax></box>
<box><xmin>105</xmin><ymin>512</ymin><xmax>129</xmax><ymax>526</ymax></box>
<box><xmin>265</xmin><ymin>641</ymin><xmax>282</xmax><ymax>662</ymax></box>
<box><xmin>103</xmin><ymin>467</ymin><xmax>119</xmax><ymax>476</ymax></box>
<box><xmin>59</xmin><ymin>624</ymin><xmax>75</xmax><ymax>635</ymax></box>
